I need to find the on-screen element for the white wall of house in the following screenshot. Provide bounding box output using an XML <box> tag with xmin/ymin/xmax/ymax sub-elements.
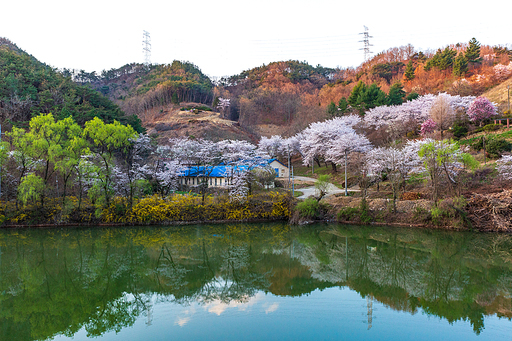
<box><xmin>180</xmin><ymin>177</ymin><xmax>229</xmax><ymax>188</ymax></box>
<box><xmin>269</xmin><ymin>160</ymin><xmax>289</xmax><ymax>178</ymax></box>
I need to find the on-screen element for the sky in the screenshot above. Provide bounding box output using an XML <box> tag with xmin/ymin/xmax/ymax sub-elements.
<box><xmin>1</xmin><ymin>0</ymin><xmax>509</xmax><ymax>79</ymax></box>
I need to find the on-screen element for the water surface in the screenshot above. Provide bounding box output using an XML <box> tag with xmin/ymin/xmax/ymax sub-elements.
<box><xmin>1</xmin><ymin>223</ymin><xmax>511</xmax><ymax>340</ymax></box>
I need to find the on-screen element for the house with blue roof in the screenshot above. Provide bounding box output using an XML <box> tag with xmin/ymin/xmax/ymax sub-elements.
<box><xmin>178</xmin><ymin>159</ymin><xmax>289</xmax><ymax>188</ymax></box>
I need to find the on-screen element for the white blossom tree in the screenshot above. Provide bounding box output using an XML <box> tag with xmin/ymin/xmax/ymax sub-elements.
<box><xmin>366</xmin><ymin>141</ymin><xmax>422</xmax><ymax>212</ymax></box>
<box><xmin>258</xmin><ymin>135</ymin><xmax>283</xmax><ymax>158</ymax></box>
<box><xmin>496</xmin><ymin>155</ymin><xmax>512</xmax><ymax>180</ymax></box>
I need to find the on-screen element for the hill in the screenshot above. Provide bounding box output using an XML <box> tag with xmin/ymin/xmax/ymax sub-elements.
<box><xmin>0</xmin><ymin>38</ymin><xmax>143</xmax><ymax>132</ymax></box>
<box><xmin>141</xmin><ymin>102</ymin><xmax>258</xmax><ymax>143</ymax></box>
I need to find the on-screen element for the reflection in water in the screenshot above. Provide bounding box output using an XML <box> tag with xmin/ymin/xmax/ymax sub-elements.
<box><xmin>0</xmin><ymin>224</ymin><xmax>512</xmax><ymax>340</ymax></box>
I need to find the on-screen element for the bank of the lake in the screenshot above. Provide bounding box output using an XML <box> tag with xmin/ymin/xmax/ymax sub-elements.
<box><xmin>2</xmin><ymin>188</ymin><xmax>511</xmax><ymax>233</ymax></box>
<box><xmin>0</xmin><ymin>192</ymin><xmax>293</xmax><ymax>228</ymax></box>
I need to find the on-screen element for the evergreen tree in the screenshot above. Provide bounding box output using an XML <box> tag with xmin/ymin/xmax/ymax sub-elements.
<box><xmin>387</xmin><ymin>82</ymin><xmax>406</xmax><ymax>106</ymax></box>
<box><xmin>453</xmin><ymin>54</ymin><xmax>469</xmax><ymax>77</ymax></box>
<box><xmin>406</xmin><ymin>92</ymin><xmax>420</xmax><ymax>101</ymax></box>
<box><xmin>326</xmin><ymin>101</ymin><xmax>337</xmax><ymax>117</ymax></box>
<box><xmin>358</xmin><ymin>83</ymin><xmax>387</xmax><ymax>112</ymax></box>
<box><xmin>465</xmin><ymin>38</ymin><xmax>482</xmax><ymax>65</ymax></box>
<box><xmin>338</xmin><ymin>97</ymin><xmax>349</xmax><ymax>114</ymax></box>
<box><xmin>417</xmin><ymin>51</ymin><xmax>427</xmax><ymax>63</ymax></box>
<box><xmin>347</xmin><ymin>81</ymin><xmax>367</xmax><ymax>107</ymax></box>
<box><xmin>439</xmin><ymin>47</ymin><xmax>457</xmax><ymax>70</ymax></box>
<box><xmin>404</xmin><ymin>60</ymin><xmax>415</xmax><ymax>81</ymax></box>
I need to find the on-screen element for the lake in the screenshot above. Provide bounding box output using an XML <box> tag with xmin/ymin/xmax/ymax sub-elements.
<box><xmin>1</xmin><ymin>223</ymin><xmax>511</xmax><ymax>340</ymax></box>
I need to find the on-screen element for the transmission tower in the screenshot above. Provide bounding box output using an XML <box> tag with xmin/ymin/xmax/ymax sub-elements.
<box><xmin>359</xmin><ymin>26</ymin><xmax>373</xmax><ymax>62</ymax></box>
<box><xmin>142</xmin><ymin>30</ymin><xmax>151</xmax><ymax>67</ymax></box>
<box><xmin>366</xmin><ymin>295</ymin><xmax>374</xmax><ymax>330</ymax></box>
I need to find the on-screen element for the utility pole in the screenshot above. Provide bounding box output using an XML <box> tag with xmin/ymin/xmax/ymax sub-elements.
<box><xmin>508</xmin><ymin>85</ymin><xmax>510</xmax><ymax>114</ymax></box>
<box><xmin>142</xmin><ymin>30</ymin><xmax>151</xmax><ymax>69</ymax></box>
<box><xmin>359</xmin><ymin>26</ymin><xmax>373</xmax><ymax>62</ymax></box>
<box><xmin>0</xmin><ymin>123</ymin><xmax>2</xmax><ymax>200</ymax></box>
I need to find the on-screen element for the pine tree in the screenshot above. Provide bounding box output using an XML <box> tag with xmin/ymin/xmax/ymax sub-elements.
<box><xmin>387</xmin><ymin>82</ymin><xmax>406</xmax><ymax>106</ymax></box>
<box><xmin>326</xmin><ymin>101</ymin><xmax>337</xmax><ymax>117</ymax></box>
<box><xmin>453</xmin><ymin>54</ymin><xmax>468</xmax><ymax>77</ymax></box>
<box><xmin>417</xmin><ymin>51</ymin><xmax>427</xmax><ymax>63</ymax></box>
<box><xmin>439</xmin><ymin>47</ymin><xmax>457</xmax><ymax>70</ymax></box>
<box><xmin>338</xmin><ymin>97</ymin><xmax>349</xmax><ymax>114</ymax></box>
<box><xmin>404</xmin><ymin>60</ymin><xmax>415</xmax><ymax>81</ymax></box>
<box><xmin>347</xmin><ymin>81</ymin><xmax>367</xmax><ymax>107</ymax></box>
<box><xmin>465</xmin><ymin>38</ymin><xmax>482</xmax><ymax>65</ymax></box>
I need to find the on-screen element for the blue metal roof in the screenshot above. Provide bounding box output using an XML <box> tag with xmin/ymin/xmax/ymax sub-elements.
<box><xmin>180</xmin><ymin>159</ymin><xmax>286</xmax><ymax>178</ymax></box>
<box><xmin>180</xmin><ymin>165</ymin><xmax>251</xmax><ymax>177</ymax></box>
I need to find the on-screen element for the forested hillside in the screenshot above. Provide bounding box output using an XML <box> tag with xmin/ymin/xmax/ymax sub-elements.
<box><xmin>80</xmin><ymin>61</ymin><xmax>215</xmax><ymax>117</ymax></box>
<box><xmin>3</xmin><ymin>36</ymin><xmax>511</xmax><ymax>140</ymax></box>
<box><xmin>214</xmin><ymin>39</ymin><xmax>512</xmax><ymax>136</ymax></box>
<box><xmin>0</xmin><ymin>38</ymin><xmax>143</xmax><ymax>132</ymax></box>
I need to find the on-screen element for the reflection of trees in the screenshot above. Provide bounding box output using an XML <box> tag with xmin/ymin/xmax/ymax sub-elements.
<box><xmin>308</xmin><ymin>226</ymin><xmax>512</xmax><ymax>336</ymax></box>
<box><xmin>196</xmin><ymin>243</ymin><xmax>270</xmax><ymax>304</ymax></box>
<box><xmin>152</xmin><ymin>243</ymin><xmax>190</xmax><ymax>304</ymax></box>
<box><xmin>1</xmin><ymin>224</ymin><xmax>512</xmax><ymax>339</ymax></box>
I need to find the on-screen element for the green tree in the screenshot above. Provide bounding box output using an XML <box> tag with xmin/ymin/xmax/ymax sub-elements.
<box><xmin>387</xmin><ymin>82</ymin><xmax>406</xmax><ymax>106</ymax></box>
<box><xmin>404</xmin><ymin>60</ymin><xmax>415</xmax><ymax>81</ymax></box>
<box><xmin>338</xmin><ymin>97</ymin><xmax>349</xmax><ymax>114</ymax></box>
<box><xmin>406</xmin><ymin>92</ymin><xmax>419</xmax><ymax>101</ymax></box>
<box><xmin>465</xmin><ymin>38</ymin><xmax>482</xmax><ymax>65</ymax></box>
<box><xmin>439</xmin><ymin>47</ymin><xmax>457</xmax><ymax>70</ymax></box>
<box><xmin>326</xmin><ymin>101</ymin><xmax>337</xmax><ymax>117</ymax></box>
<box><xmin>17</xmin><ymin>173</ymin><xmax>45</xmax><ymax>206</ymax></box>
<box><xmin>83</xmin><ymin>117</ymin><xmax>137</xmax><ymax>208</ymax></box>
<box><xmin>453</xmin><ymin>54</ymin><xmax>468</xmax><ymax>77</ymax></box>
<box><xmin>347</xmin><ymin>81</ymin><xmax>367</xmax><ymax>107</ymax></box>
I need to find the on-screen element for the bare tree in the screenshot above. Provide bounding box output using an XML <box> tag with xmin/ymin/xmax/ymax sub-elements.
<box><xmin>430</xmin><ymin>94</ymin><xmax>454</xmax><ymax>138</ymax></box>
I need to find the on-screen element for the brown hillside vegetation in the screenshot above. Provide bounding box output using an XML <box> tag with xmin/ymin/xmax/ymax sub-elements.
<box><xmin>482</xmin><ymin>77</ymin><xmax>512</xmax><ymax>112</ymax></box>
<box><xmin>141</xmin><ymin>103</ymin><xmax>258</xmax><ymax>143</ymax></box>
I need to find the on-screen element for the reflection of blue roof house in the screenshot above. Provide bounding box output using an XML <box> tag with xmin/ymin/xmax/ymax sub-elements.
<box><xmin>178</xmin><ymin>159</ymin><xmax>289</xmax><ymax>188</ymax></box>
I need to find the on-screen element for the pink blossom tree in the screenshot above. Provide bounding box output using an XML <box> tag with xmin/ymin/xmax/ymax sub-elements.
<box><xmin>467</xmin><ymin>97</ymin><xmax>498</xmax><ymax>126</ymax></box>
<box><xmin>420</xmin><ymin>119</ymin><xmax>437</xmax><ymax>136</ymax></box>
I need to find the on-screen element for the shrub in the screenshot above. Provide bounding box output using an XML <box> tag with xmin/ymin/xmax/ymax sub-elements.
<box><xmin>451</xmin><ymin>122</ymin><xmax>468</xmax><ymax>139</ymax></box>
<box><xmin>337</xmin><ymin>199</ymin><xmax>372</xmax><ymax>223</ymax></box>
<box><xmin>296</xmin><ymin>198</ymin><xmax>320</xmax><ymax>219</ymax></box>
<box><xmin>337</xmin><ymin>207</ymin><xmax>360</xmax><ymax>221</ymax></box>
<box><xmin>486</xmin><ymin>138</ymin><xmax>512</xmax><ymax>158</ymax></box>
<box><xmin>471</xmin><ymin>136</ymin><xmax>512</xmax><ymax>158</ymax></box>
<box><xmin>483</xmin><ymin>124</ymin><xmax>500</xmax><ymax>132</ymax></box>
<box><xmin>401</xmin><ymin>192</ymin><xmax>422</xmax><ymax>200</ymax></box>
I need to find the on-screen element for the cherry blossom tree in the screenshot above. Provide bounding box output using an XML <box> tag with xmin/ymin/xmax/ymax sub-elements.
<box><xmin>420</xmin><ymin>119</ymin><xmax>437</xmax><ymax>136</ymax></box>
<box><xmin>493</xmin><ymin>64</ymin><xmax>512</xmax><ymax>81</ymax></box>
<box><xmin>258</xmin><ymin>135</ymin><xmax>283</xmax><ymax>158</ymax></box>
<box><xmin>300</xmin><ymin>115</ymin><xmax>364</xmax><ymax>171</ymax></box>
<box><xmin>168</xmin><ymin>137</ymin><xmax>220</xmax><ymax>202</ymax></box>
<box><xmin>496</xmin><ymin>155</ymin><xmax>512</xmax><ymax>180</ymax></box>
<box><xmin>366</xmin><ymin>141</ymin><xmax>422</xmax><ymax>212</ymax></box>
<box><xmin>364</xmin><ymin>93</ymin><xmax>476</xmax><ymax>138</ymax></box>
<box><xmin>300</xmin><ymin>116</ymin><xmax>371</xmax><ymax>195</ymax></box>
<box><xmin>467</xmin><ymin>97</ymin><xmax>498</xmax><ymax>126</ymax></box>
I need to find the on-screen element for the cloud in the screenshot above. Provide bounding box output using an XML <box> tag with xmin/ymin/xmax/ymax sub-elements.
<box><xmin>175</xmin><ymin>317</ymin><xmax>191</xmax><ymax>327</ymax></box>
<box><xmin>265</xmin><ymin>303</ymin><xmax>279</xmax><ymax>314</ymax></box>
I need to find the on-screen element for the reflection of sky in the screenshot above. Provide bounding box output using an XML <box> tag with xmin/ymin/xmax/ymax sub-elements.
<box><xmin>53</xmin><ymin>287</ymin><xmax>512</xmax><ymax>341</ymax></box>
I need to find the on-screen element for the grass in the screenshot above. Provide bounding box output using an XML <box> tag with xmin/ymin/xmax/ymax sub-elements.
<box><xmin>293</xmin><ymin>191</ymin><xmax>304</xmax><ymax>198</ymax></box>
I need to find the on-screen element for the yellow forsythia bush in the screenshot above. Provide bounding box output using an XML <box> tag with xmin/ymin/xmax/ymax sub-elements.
<box><xmin>102</xmin><ymin>192</ymin><xmax>292</xmax><ymax>224</ymax></box>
